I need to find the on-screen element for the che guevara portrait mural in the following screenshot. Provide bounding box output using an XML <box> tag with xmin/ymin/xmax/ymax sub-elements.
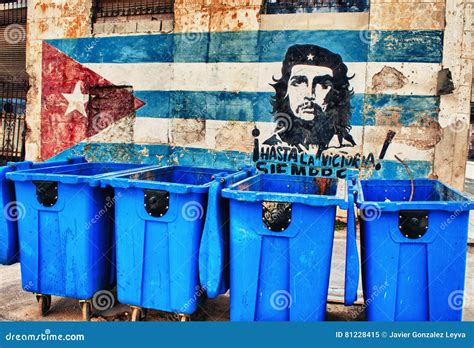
<box><xmin>264</xmin><ymin>44</ymin><xmax>356</xmax><ymax>156</ymax></box>
<box><xmin>254</xmin><ymin>44</ymin><xmax>384</xmax><ymax>178</ymax></box>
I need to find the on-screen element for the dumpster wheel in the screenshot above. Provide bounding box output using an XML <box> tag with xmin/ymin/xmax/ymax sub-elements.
<box><xmin>35</xmin><ymin>294</ymin><xmax>51</xmax><ymax>316</ymax></box>
<box><xmin>79</xmin><ymin>300</ymin><xmax>92</xmax><ymax>321</ymax></box>
<box><xmin>178</xmin><ymin>314</ymin><xmax>191</xmax><ymax>322</ymax></box>
<box><xmin>130</xmin><ymin>306</ymin><xmax>146</xmax><ymax>322</ymax></box>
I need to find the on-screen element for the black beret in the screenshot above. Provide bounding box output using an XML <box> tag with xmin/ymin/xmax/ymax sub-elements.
<box><xmin>283</xmin><ymin>44</ymin><xmax>344</xmax><ymax>72</ymax></box>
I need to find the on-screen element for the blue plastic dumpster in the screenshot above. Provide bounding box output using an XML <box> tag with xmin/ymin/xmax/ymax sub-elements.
<box><xmin>6</xmin><ymin>161</ymin><xmax>148</xmax><ymax>320</ymax></box>
<box><xmin>0</xmin><ymin>157</ymin><xmax>86</xmax><ymax>265</ymax></box>
<box><xmin>221</xmin><ymin>174</ymin><xmax>358</xmax><ymax>321</ymax></box>
<box><xmin>101</xmin><ymin>165</ymin><xmax>251</xmax><ymax>321</ymax></box>
<box><xmin>355</xmin><ymin>179</ymin><xmax>473</xmax><ymax>321</ymax></box>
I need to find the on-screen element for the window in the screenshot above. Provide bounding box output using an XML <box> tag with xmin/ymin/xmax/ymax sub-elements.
<box><xmin>262</xmin><ymin>0</ymin><xmax>369</xmax><ymax>14</ymax></box>
<box><xmin>93</xmin><ymin>0</ymin><xmax>174</xmax><ymax>19</ymax></box>
<box><xmin>0</xmin><ymin>82</ymin><xmax>27</xmax><ymax>164</ymax></box>
<box><xmin>0</xmin><ymin>0</ymin><xmax>26</xmax><ymax>26</ymax></box>
<box><xmin>0</xmin><ymin>0</ymin><xmax>27</xmax><ymax>163</ymax></box>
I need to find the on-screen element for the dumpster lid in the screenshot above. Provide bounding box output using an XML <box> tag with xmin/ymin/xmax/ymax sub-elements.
<box><xmin>6</xmin><ymin>162</ymin><xmax>150</xmax><ymax>186</ymax></box>
<box><xmin>355</xmin><ymin>179</ymin><xmax>474</xmax><ymax>211</ymax></box>
<box><xmin>101</xmin><ymin>165</ymin><xmax>242</xmax><ymax>194</ymax></box>
<box><xmin>222</xmin><ymin>173</ymin><xmax>347</xmax><ymax>207</ymax></box>
<box><xmin>0</xmin><ymin>157</ymin><xmax>87</xmax><ymax>180</ymax></box>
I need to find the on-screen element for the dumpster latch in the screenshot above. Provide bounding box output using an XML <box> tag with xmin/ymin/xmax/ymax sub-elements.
<box><xmin>398</xmin><ymin>210</ymin><xmax>428</xmax><ymax>239</ymax></box>
<box><xmin>34</xmin><ymin>181</ymin><xmax>58</xmax><ymax>207</ymax></box>
<box><xmin>262</xmin><ymin>201</ymin><xmax>292</xmax><ymax>232</ymax></box>
<box><xmin>144</xmin><ymin>189</ymin><xmax>169</xmax><ymax>217</ymax></box>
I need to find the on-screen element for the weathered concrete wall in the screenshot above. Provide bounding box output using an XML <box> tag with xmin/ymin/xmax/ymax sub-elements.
<box><xmin>367</xmin><ymin>0</ymin><xmax>446</xmax><ymax>182</ymax></box>
<box><xmin>26</xmin><ymin>0</ymin><xmax>93</xmax><ymax>161</ymax></box>
<box><xmin>23</xmin><ymin>0</ymin><xmax>473</xmax><ymax>186</ymax></box>
<box><xmin>369</xmin><ymin>0</ymin><xmax>445</xmax><ymax>30</ymax></box>
<box><xmin>433</xmin><ymin>0</ymin><xmax>473</xmax><ymax>190</ymax></box>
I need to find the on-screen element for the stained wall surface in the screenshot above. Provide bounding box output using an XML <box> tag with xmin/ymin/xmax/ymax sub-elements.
<box><xmin>24</xmin><ymin>0</ymin><xmax>473</xmax><ymax>187</ymax></box>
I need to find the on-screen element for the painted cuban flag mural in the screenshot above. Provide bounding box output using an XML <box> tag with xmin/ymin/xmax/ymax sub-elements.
<box><xmin>42</xmin><ymin>27</ymin><xmax>443</xmax><ymax>179</ymax></box>
<box><xmin>42</xmin><ymin>42</ymin><xmax>145</xmax><ymax>159</ymax></box>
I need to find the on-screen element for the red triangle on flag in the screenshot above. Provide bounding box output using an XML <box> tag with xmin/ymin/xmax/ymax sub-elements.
<box><xmin>41</xmin><ymin>42</ymin><xmax>145</xmax><ymax>160</ymax></box>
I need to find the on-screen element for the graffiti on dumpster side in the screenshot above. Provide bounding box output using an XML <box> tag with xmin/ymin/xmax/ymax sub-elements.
<box><xmin>252</xmin><ymin>44</ymin><xmax>396</xmax><ymax>179</ymax></box>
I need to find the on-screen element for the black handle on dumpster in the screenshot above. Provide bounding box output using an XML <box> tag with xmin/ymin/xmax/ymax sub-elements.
<box><xmin>262</xmin><ymin>201</ymin><xmax>292</xmax><ymax>232</ymax></box>
<box><xmin>34</xmin><ymin>181</ymin><xmax>58</xmax><ymax>207</ymax></box>
<box><xmin>399</xmin><ymin>210</ymin><xmax>428</xmax><ymax>239</ymax></box>
<box><xmin>143</xmin><ymin>189</ymin><xmax>169</xmax><ymax>217</ymax></box>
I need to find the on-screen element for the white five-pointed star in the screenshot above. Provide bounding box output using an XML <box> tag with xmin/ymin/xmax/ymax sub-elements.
<box><xmin>62</xmin><ymin>81</ymin><xmax>89</xmax><ymax>117</ymax></box>
<box><xmin>307</xmin><ymin>53</ymin><xmax>314</xmax><ymax>61</ymax></box>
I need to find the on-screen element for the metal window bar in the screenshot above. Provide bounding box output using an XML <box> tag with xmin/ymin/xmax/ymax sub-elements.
<box><xmin>262</xmin><ymin>0</ymin><xmax>369</xmax><ymax>13</ymax></box>
<box><xmin>94</xmin><ymin>0</ymin><xmax>174</xmax><ymax>18</ymax></box>
<box><xmin>0</xmin><ymin>81</ymin><xmax>27</xmax><ymax>164</ymax></box>
<box><xmin>0</xmin><ymin>0</ymin><xmax>27</xmax><ymax>26</ymax></box>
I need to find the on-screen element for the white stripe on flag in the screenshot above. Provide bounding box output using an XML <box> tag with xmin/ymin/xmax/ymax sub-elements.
<box><xmin>83</xmin><ymin>62</ymin><xmax>440</xmax><ymax>96</ymax></box>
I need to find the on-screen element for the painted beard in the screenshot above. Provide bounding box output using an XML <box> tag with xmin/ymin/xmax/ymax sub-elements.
<box><xmin>278</xmin><ymin>107</ymin><xmax>335</xmax><ymax>152</ymax></box>
<box><xmin>294</xmin><ymin>101</ymin><xmax>322</xmax><ymax>121</ymax></box>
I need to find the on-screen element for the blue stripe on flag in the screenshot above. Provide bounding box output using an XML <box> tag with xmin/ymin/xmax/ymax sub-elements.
<box><xmin>257</xmin><ymin>30</ymin><xmax>369</xmax><ymax>63</ymax></box>
<box><xmin>46</xmin><ymin>30</ymin><xmax>442</xmax><ymax>64</ymax></box>
<box><xmin>50</xmin><ymin>142</ymin><xmax>432</xmax><ymax>179</ymax></box>
<box><xmin>368</xmin><ymin>30</ymin><xmax>443</xmax><ymax>63</ymax></box>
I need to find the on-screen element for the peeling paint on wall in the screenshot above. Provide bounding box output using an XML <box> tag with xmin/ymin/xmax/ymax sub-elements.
<box><xmin>398</xmin><ymin>121</ymin><xmax>442</xmax><ymax>150</ymax></box>
<box><xmin>170</xmin><ymin>118</ymin><xmax>206</xmax><ymax>145</ymax></box>
<box><xmin>214</xmin><ymin>121</ymin><xmax>254</xmax><ymax>152</ymax></box>
<box><xmin>371</xmin><ymin>66</ymin><xmax>409</xmax><ymax>92</ymax></box>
